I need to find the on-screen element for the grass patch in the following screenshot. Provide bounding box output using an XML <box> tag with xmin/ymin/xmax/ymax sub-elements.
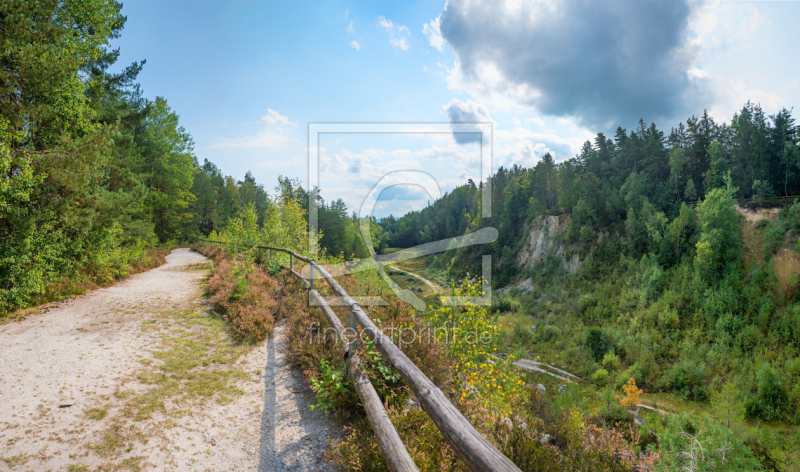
<box><xmin>85</xmin><ymin>407</ymin><xmax>107</xmax><ymax>420</ymax></box>
<box><xmin>88</xmin><ymin>423</ymin><xmax>133</xmax><ymax>458</ymax></box>
<box><xmin>123</xmin><ymin>308</ymin><xmax>250</xmax><ymax>421</ymax></box>
<box><xmin>188</xmin><ymin>261</ymin><xmax>213</xmax><ymax>270</ymax></box>
<box><xmin>0</xmin><ymin>453</ymin><xmax>29</xmax><ymax>467</ymax></box>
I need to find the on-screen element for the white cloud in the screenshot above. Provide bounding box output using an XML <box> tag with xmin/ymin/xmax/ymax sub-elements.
<box><xmin>377</xmin><ymin>15</ymin><xmax>410</xmax><ymax>52</ymax></box>
<box><xmin>437</xmin><ymin>0</ymin><xmax>700</xmax><ymax>129</ymax></box>
<box><xmin>377</xmin><ymin>15</ymin><xmax>393</xmax><ymax>32</ymax></box>
<box><xmin>525</xmin><ymin>117</ymin><xmax>545</xmax><ymax>127</ymax></box>
<box><xmin>442</xmin><ymin>99</ymin><xmax>492</xmax><ymax>124</ymax></box>
<box><xmin>347</xmin><ymin>20</ymin><xmax>354</xmax><ymax>34</ymax></box>
<box><xmin>211</xmin><ymin>109</ymin><xmax>297</xmax><ymax>149</ymax></box>
<box><xmin>556</xmin><ymin>117</ymin><xmax>572</xmax><ymax>126</ymax></box>
<box><xmin>442</xmin><ymin>99</ymin><xmax>493</xmax><ymax>144</ymax></box>
<box><xmin>422</xmin><ymin>16</ymin><xmax>444</xmax><ymax>51</ymax></box>
<box><xmin>389</xmin><ymin>37</ymin><xmax>409</xmax><ymax>51</ymax></box>
<box><xmin>349</xmin><ymin>41</ymin><xmax>361</xmax><ymax>51</ymax></box>
<box><xmin>495</xmin><ymin>126</ymin><xmax>593</xmax><ymax>165</ymax></box>
<box><xmin>700</xmin><ymin>73</ymin><xmax>785</xmax><ymax>123</ymax></box>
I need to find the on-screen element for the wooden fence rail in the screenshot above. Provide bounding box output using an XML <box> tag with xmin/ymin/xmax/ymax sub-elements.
<box><xmin>198</xmin><ymin>239</ymin><xmax>522</xmax><ymax>472</ymax></box>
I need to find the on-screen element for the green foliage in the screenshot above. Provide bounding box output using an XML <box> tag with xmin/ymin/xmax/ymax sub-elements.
<box><xmin>592</xmin><ymin>368</ymin><xmax>610</xmax><ymax>387</ymax></box>
<box><xmin>541</xmin><ymin>324</ymin><xmax>561</xmax><ymax>342</ymax></box>
<box><xmin>584</xmin><ymin>326</ymin><xmax>609</xmax><ymax>361</ymax></box>
<box><xmin>510</xmin><ymin>319</ymin><xmax>534</xmax><ymax>347</ymax></box>
<box><xmin>309</xmin><ymin>360</ymin><xmax>353</xmax><ymax>411</ymax></box>
<box><xmin>694</xmin><ymin>188</ymin><xmax>743</xmax><ymax>280</ymax></box>
<box><xmin>747</xmin><ymin>363</ymin><xmax>788</xmax><ymax>422</ymax></box>
<box><xmin>710</xmin><ymin>381</ymin><xmax>746</xmax><ymax>430</ymax></box>
<box><xmin>655</xmin><ymin>413</ymin><xmax>765</xmax><ymax>471</ymax></box>
<box><xmin>602</xmin><ymin>352</ymin><xmax>621</xmax><ymax>371</ymax></box>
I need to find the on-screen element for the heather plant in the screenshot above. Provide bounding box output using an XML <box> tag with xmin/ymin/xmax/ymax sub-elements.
<box><xmin>206</xmin><ymin>258</ymin><xmax>280</xmax><ymax>342</ymax></box>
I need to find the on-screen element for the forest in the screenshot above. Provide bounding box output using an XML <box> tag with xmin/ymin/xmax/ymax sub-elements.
<box><xmin>373</xmin><ymin>99</ymin><xmax>800</xmax><ymax>439</ymax></box>
<box><xmin>4</xmin><ymin>0</ymin><xmax>800</xmax><ymax>468</ymax></box>
<box><xmin>0</xmin><ymin>0</ymin><xmax>288</xmax><ymax>315</ymax></box>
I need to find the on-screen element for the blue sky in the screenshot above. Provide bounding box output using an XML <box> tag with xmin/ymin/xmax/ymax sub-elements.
<box><xmin>110</xmin><ymin>0</ymin><xmax>800</xmax><ymax>217</ymax></box>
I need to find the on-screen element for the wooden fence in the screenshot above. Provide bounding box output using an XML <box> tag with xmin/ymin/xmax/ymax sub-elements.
<box><xmin>199</xmin><ymin>239</ymin><xmax>522</xmax><ymax>472</ymax></box>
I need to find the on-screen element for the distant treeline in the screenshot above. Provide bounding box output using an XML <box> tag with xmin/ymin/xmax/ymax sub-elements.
<box><xmin>379</xmin><ymin>104</ymin><xmax>799</xmax><ymax>284</ymax></box>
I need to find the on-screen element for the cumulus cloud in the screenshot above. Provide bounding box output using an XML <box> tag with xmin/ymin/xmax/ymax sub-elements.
<box><xmin>211</xmin><ymin>109</ymin><xmax>297</xmax><ymax>149</ymax></box>
<box><xmin>423</xmin><ymin>17</ymin><xmax>444</xmax><ymax>51</ymax></box>
<box><xmin>437</xmin><ymin>0</ymin><xmax>701</xmax><ymax>130</ymax></box>
<box><xmin>699</xmin><ymin>72</ymin><xmax>784</xmax><ymax>123</ymax></box>
<box><xmin>442</xmin><ymin>99</ymin><xmax>492</xmax><ymax>144</ymax></box>
<box><xmin>377</xmin><ymin>15</ymin><xmax>410</xmax><ymax>52</ymax></box>
<box><xmin>390</xmin><ymin>37</ymin><xmax>409</xmax><ymax>51</ymax></box>
<box><xmin>377</xmin><ymin>15</ymin><xmax>394</xmax><ymax>32</ymax></box>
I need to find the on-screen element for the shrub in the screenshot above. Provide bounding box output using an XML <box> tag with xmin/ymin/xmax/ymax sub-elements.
<box><xmin>206</xmin><ymin>259</ymin><xmax>280</xmax><ymax>342</ymax></box>
<box><xmin>592</xmin><ymin>369</ymin><xmax>610</xmax><ymax>387</ymax></box>
<box><xmin>746</xmin><ymin>363</ymin><xmax>787</xmax><ymax>421</ymax></box>
<box><xmin>656</xmin><ymin>413</ymin><xmax>764</xmax><ymax>471</ymax></box>
<box><xmin>541</xmin><ymin>324</ymin><xmax>561</xmax><ymax>342</ymax></box>
<box><xmin>585</xmin><ymin>326</ymin><xmax>609</xmax><ymax>361</ymax></box>
<box><xmin>602</xmin><ymin>352</ymin><xmax>621</xmax><ymax>371</ymax></box>
<box><xmin>615</xmin><ymin>362</ymin><xmax>645</xmax><ymax>390</ymax></box>
<box><xmin>663</xmin><ymin>361</ymin><xmax>708</xmax><ymax>401</ymax></box>
<box><xmin>510</xmin><ymin>319</ymin><xmax>534</xmax><ymax>347</ymax></box>
<box><xmin>493</xmin><ymin>297</ymin><xmax>512</xmax><ymax>313</ymax></box>
<box><xmin>620</xmin><ymin>378</ymin><xmax>642</xmax><ymax>409</ymax></box>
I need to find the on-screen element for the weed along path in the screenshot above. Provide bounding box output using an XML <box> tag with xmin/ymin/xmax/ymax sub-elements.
<box><xmin>0</xmin><ymin>248</ymin><xmax>336</xmax><ymax>471</ymax></box>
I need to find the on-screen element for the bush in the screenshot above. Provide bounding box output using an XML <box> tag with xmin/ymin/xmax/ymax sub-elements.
<box><xmin>493</xmin><ymin>297</ymin><xmax>512</xmax><ymax>313</ymax></box>
<box><xmin>206</xmin><ymin>259</ymin><xmax>280</xmax><ymax>343</ymax></box>
<box><xmin>615</xmin><ymin>362</ymin><xmax>646</xmax><ymax>390</ymax></box>
<box><xmin>541</xmin><ymin>324</ymin><xmax>561</xmax><ymax>342</ymax></box>
<box><xmin>657</xmin><ymin>413</ymin><xmax>764</xmax><ymax>471</ymax></box>
<box><xmin>510</xmin><ymin>320</ymin><xmax>534</xmax><ymax>347</ymax></box>
<box><xmin>592</xmin><ymin>369</ymin><xmax>610</xmax><ymax>387</ymax></box>
<box><xmin>663</xmin><ymin>361</ymin><xmax>708</xmax><ymax>401</ymax></box>
<box><xmin>762</xmin><ymin>219</ymin><xmax>789</xmax><ymax>254</ymax></box>
<box><xmin>602</xmin><ymin>352</ymin><xmax>621</xmax><ymax>371</ymax></box>
<box><xmin>585</xmin><ymin>326</ymin><xmax>609</xmax><ymax>361</ymax></box>
<box><xmin>746</xmin><ymin>363</ymin><xmax>787</xmax><ymax>421</ymax></box>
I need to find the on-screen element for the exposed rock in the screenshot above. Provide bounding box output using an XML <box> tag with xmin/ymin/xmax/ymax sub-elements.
<box><xmin>539</xmin><ymin>434</ymin><xmax>551</xmax><ymax>445</ymax></box>
<box><xmin>498</xmin><ymin>277</ymin><xmax>535</xmax><ymax>294</ymax></box>
<box><xmin>516</xmin><ymin>214</ymin><xmax>582</xmax><ymax>274</ymax></box>
<box><xmin>536</xmin><ymin>383</ymin><xmax>546</xmax><ymax>395</ymax></box>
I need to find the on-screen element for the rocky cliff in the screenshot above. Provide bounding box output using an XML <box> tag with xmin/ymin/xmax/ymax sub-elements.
<box><xmin>516</xmin><ymin>214</ymin><xmax>582</xmax><ymax>273</ymax></box>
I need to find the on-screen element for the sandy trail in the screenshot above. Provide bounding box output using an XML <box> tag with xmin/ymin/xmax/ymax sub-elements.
<box><xmin>0</xmin><ymin>248</ymin><xmax>337</xmax><ymax>471</ymax></box>
<box><xmin>388</xmin><ymin>265</ymin><xmax>446</xmax><ymax>293</ymax></box>
<box><xmin>259</xmin><ymin>321</ymin><xmax>339</xmax><ymax>471</ymax></box>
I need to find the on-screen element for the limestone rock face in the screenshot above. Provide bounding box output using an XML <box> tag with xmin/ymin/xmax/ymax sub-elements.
<box><xmin>516</xmin><ymin>214</ymin><xmax>581</xmax><ymax>274</ymax></box>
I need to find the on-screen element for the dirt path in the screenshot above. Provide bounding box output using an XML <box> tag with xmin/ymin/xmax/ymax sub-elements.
<box><xmin>388</xmin><ymin>265</ymin><xmax>446</xmax><ymax>293</ymax></box>
<box><xmin>259</xmin><ymin>321</ymin><xmax>339</xmax><ymax>471</ymax></box>
<box><xmin>0</xmin><ymin>248</ymin><xmax>337</xmax><ymax>471</ymax></box>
